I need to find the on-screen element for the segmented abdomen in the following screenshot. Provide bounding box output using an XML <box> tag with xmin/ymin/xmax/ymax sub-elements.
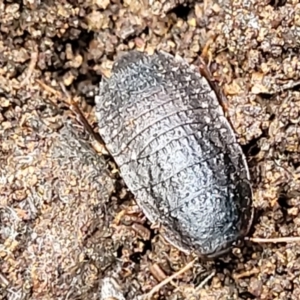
<box><xmin>95</xmin><ymin>51</ymin><xmax>252</xmax><ymax>256</ymax></box>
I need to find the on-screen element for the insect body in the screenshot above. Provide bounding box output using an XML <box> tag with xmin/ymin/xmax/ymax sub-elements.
<box><xmin>95</xmin><ymin>51</ymin><xmax>253</xmax><ymax>258</ymax></box>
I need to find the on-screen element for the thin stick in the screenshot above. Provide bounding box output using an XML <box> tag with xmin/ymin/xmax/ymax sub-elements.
<box><xmin>276</xmin><ymin>79</ymin><xmax>300</xmax><ymax>91</ymax></box>
<box><xmin>36</xmin><ymin>79</ymin><xmax>109</xmax><ymax>155</ymax></box>
<box><xmin>195</xmin><ymin>270</ymin><xmax>216</xmax><ymax>291</ymax></box>
<box><xmin>200</xmin><ymin>36</ymin><xmax>215</xmax><ymax>68</ymax></box>
<box><xmin>19</xmin><ymin>47</ymin><xmax>39</xmax><ymax>88</ymax></box>
<box><xmin>0</xmin><ymin>271</ymin><xmax>9</xmax><ymax>287</ymax></box>
<box><xmin>149</xmin><ymin>263</ymin><xmax>178</xmax><ymax>289</ymax></box>
<box><xmin>233</xmin><ymin>268</ymin><xmax>259</xmax><ymax>280</ymax></box>
<box><xmin>248</xmin><ymin>236</ymin><xmax>300</xmax><ymax>243</ymax></box>
<box><xmin>198</xmin><ymin>56</ymin><xmax>229</xmax><ymax>113</ymax></box>
<box><xmin>59</xmin><ymin>82</ymin><xmax>102</xmax><ymax>142</ymax></box>
<box><xmin>143</xmin><ymin>259</ymin><xmax>196</xmax><ymax>299</ymax></box>
<box><xmin>36</xmin><ymin>79</ymin><xmax>61</xmax><ymax>97</ymax></box>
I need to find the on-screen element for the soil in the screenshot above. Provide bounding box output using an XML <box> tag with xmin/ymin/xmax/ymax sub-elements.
<box><xmin>0</xmin><ymin>0</ymin><xmax>300</xmax><ymax>299</ymax></box>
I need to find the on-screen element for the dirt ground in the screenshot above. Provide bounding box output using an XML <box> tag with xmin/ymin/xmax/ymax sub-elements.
<box><xmin>1</xmin><ymin>0</ymin><xmax>300</xmax><ymax>299</ymax></box>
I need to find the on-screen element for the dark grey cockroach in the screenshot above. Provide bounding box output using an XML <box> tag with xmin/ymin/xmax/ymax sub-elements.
<box><xmin>95</xmin><ymin>51</ymin><xmax>253</xmax><ymax>258</ymax></box>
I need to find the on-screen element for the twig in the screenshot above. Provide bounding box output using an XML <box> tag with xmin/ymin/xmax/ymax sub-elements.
<box><xmin>36</xmin><ymin>79</ymin><xmax>106</xmax><ymax>149</ymax></box>
<box><xmin>247</xmin><ymin>236</ymin><xmax>300</xmax><ymax>243</ymax></box>
<box><xmin>143</xmin><ymin>259</ymin><xmax>196</xmax><ymax>299</ymax></box>
<box><xmin>233</xmin><ymin>268</ymin><xmax>259</xmax><ymax>280</ymax></box>
<box><xmin>149</xmin><ymin>263</ymin><xmax>178</xmax><ymax>289</ymax></box>
<box><xmin>0</xmin><ymin>271</ymin><xmax>9</xmax><ymax>287</ymax></box>
<box><xmin>19</xmin><ymin>47</ymin><xmax>39</xmax><ymax>88</ymax></box>
<box><xmin>277</xmin><ymin>79</ymin><xmax>300</xmax><ymax>92</ymax></box>
<box><xmin>59</xmin><ymin>82</ymin><xmax>103</xmax><ymax>144</ymax></box>
<box><xmin>36</xmin><ymin>79</ymin><xmax>60</xmax><ymax>97</ymax></box>
<box><xmin>195</xmin><ymin>270</ymin><xmax>216</xmax><ymax>291</ymax></box>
